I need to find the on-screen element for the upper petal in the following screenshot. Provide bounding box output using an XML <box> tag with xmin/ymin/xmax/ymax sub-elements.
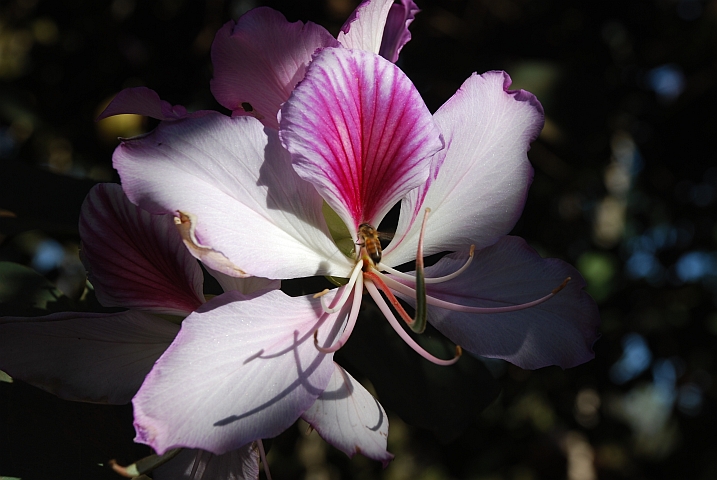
<box><xmin>0</xmin><ymin>310</ymin><xmax>178</xmax><ymax>404</ymax></box>
<box><xmin>385</xmin><ymin>71</ymin><xmax>543</xmax><ymax>266</ymax></box>
<box><xmin>210</xmin><ymin>7</ymin><xmax>340</xmax><ymax>130</ymax></box>
<box><xmin>80</xmin><ymin>183</ymin><xmax>204</xmax><ymax>316</ymax></box>
<box><xmin>379</xmin><ymin>0</ymin><xmax>420</xmax><ymax>63</ymax></box>
<box><xmin>395</xmin><ymin>236</ymin><xmax>599</xmax><ymax>369</ymax></box>
<box><xmin>301</xmin><ymin>362</ymin><xmax>393</xmax><ymax>467</ymax></box>
<box><xmin>113</xmin><ymin>112</ymin><xmax>351</xmax><ymax>279</ymax></box>
<box><xmin>153</xmin><ymin>445</ymin><xmax>259</xmax><ymax>480</ymax></box>
<box><xmin>280</xmin><ymin>47</ymin><xmax>443</xmax><ymax>233</ymax></box>
<box><xmin>96</xmin><ymin>86</ymin><xmax>188</xmax><ymax>121</ymax></box>
<box><xmin>338</xmin><ymin>0</ymin><xmax>394</xmax><ymax>56</ymax></box>
<box><xmin>132</xmin><ymin>289</ymin><xmax>347</xmax><ymax>455</ymax></box>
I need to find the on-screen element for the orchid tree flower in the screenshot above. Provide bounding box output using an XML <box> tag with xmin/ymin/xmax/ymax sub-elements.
<box><xmin>94</xmin><ymin>0</ymin><xmax>598</xmax><ymax>469</ymax></box>
<box><xmin>0</xmin><ymin>183</ymin><xmax>278</xmax><ymax>479</ymax></box>
<box><xmin>111</xmin><ymin>33</ymin><xmax>600</xmax><ymax>467</ymax></box>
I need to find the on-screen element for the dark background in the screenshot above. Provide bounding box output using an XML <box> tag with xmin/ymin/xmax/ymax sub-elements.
<box><xmin>1</xmin><ymin>0</ymin><xmax>716</xmax><ymax>478</ymax></box>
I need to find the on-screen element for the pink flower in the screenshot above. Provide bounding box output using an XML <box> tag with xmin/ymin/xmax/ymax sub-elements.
<box><xmin>98</xmin><ymin>0</ymin><xmax>598</xmax><ymax>468</ymax></box>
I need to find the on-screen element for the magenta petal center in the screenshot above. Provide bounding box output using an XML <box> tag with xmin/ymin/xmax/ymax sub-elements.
<box><xmin>280</xmin><ymin>47</ymin><xmax>443</xmax><ymax>232</ymax></box>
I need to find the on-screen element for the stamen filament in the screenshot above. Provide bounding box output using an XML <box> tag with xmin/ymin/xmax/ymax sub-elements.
<box><xmin>381</xmin><ymin>273</ymin><xmax>572</xmax><ymax>314</ymax></box>
<box><xmin>258</xmin><ymin>439</ymin><xmax>273</xmax><ymax>480</ymax></box>
<box><xmin>314</xmin><ymin>274</ymin><xmax>364</xmax><ymax>353</ymax></box>
<box><xmin>363</xmin><ymin>270</ymin><xmax>415</xmax><ymax>327</ymax></box>
<box><xmin>365</xmin><ymin>279</ymin><xmax>461</xmax><ymax>366</ymax></box>
<box><xmin>378</xmin><ymin>244</ymin><xmax>475</xmax><ymax>284</ymax></box>
<box><xmin>320</xmin><ymin>261</ymin><xmax>363</xmax><ymax>313</ymax></box>
<box><xmin>109</xmin><ymin>449</ymin><xmax>182</xmax><ymax>477</ymax></box>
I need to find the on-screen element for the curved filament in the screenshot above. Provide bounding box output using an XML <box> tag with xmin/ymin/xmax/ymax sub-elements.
<box><xmin>365</xmin><ymin>280</ymin><xmax>461</xmax><ymax>366</ymax></box>
<box><xmin>318</xmin><ymin>261</ymin><xmax>364</xmax><ymax>313</ymax></box>
<box><xmin>382</xmin><ymin>274</ymin><xmax>572</xmax><ymax>314</ymax></box>
<box><xmin>314</xmin><ymin>274</ymin><xmax>364</xmax><ymax>353</ymax></box>
<box><xmin>364</xmin><ymin>270</ymin><xmax>415</xmax><ymax>328</ymax></box>
<box><xmin>379</xmin><ymin>244</ymin><xmax>475</xmax><ymax>284</ymax></box>
<box><xmin>258</xmin><ymin>439</ymin><xmax>273</xmax><ymax>480</ymax></box>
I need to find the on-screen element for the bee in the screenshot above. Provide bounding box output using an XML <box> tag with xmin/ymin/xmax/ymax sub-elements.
<box><xmin>357</xmin><ymin>223</ymin><xmax>393</xmax><ymax>265</ymax></box>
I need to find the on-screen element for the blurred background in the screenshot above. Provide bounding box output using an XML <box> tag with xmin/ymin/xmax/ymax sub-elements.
<box><xmin>1</xmin><ymin>0</ymin><xmax>716</xmax><ymax>478</ymax></box>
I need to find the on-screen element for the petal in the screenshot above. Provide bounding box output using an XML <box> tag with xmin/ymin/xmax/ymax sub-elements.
<box><xmin>395</xmin><ymin>236</ymin><xmax>599</xmax><ymax>369</ymax></box>
<box><xmin>132</xmin><ymin>289</ymin><xmax>347</xmax><ymax>455</ymax></box>
<box><xmin>206</xmin><ymin>267</ymin><xmax>280</xmax><ymax>295</ymax></box>
<box><xmin>384</xmin><ymin>71</ymin><xmax>544</xmax><ymax>266</ymax></box>
<box><xmin>96</xmin><ymin>87</ymin><xmax>188</xmax><ymax>121</ymax></box>
<box><xmin>80</xmin><ymin>183</ymin><xmax>205</xmax><ymax>316</ymax></box>
<box><xmin>301</xmin><ymin>362</ymin><xmax>393</xmax><ymax>467</ymax></box>
<box><xmin>280</xmin><ymin>47</ymin><xmax>443</xmax><ymax>233</ymax></box>
<box><xmin>0</xmin><ymin>310</ymin><xmax>178</xmax><ymax>404</ymax></box>
<box><xmin>210</xmin><ymin>8</ymin><xmax>340</xmax><ymax>130</ymax></box>
<box><xmin>379</xmin><ymin>0</ymin><xmax>420</xmax><ymax>63</ymax></box>
<box><xmin>338</xmin><ymin>0</ymin><xmax>394</xmax><ymax>55</ymax></box>
<box><xmin>113</xmin><ymin>112</ymin><xmax>351</xmax><ymax>279</ymax></box>
<box><xmin>153</xmin><ymin>445</ymin><xmax>259</xmax><ymax>480</ymax></box>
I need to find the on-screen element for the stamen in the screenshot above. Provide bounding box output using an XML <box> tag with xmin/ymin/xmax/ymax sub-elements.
<box><xmin>258</xmin><ymin>439</ymin><xmax>273</xmax><ymax>480</ymax></box>
<box><xmin>382</xmin><ymin>274</ymin><xmax>572</xmax><ymax>314</ymax></box>
<box><xmin>378</xmin><ymin>244</ymin><xmax>475</xmax><ymax>284</ymax></box>
<box><xmin>320</xmin><ymin>261</ymin><xmax>363</xmax><ymax>313</ymax></box>
<box><xmin>314</xmin><ymin>274</ymin><xmax>364</xmax><ymax>353</ymax></box>
<box><xmin>364</xmin><ymin>270</ymin><xmax>415</xmax><ymax>327</ymax></box>
<box><xmin>365</xmin><ymin>279</ymin><xmax>461</xmax><ymax>366</ymax></box>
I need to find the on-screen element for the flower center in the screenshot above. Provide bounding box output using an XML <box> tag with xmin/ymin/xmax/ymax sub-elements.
<box><xmin>314</xmin><ymin>207</ymin><xmax>570</xmax><ymax>366</ymax></box>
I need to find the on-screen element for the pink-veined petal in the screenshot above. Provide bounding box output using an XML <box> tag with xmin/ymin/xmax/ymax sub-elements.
<box><xmin>80</xmin><ymin>183</ymin><xmax>204</xmax><ymax>316</ymax></box>
<box><xmin>280</xmin><ymin>47</ymin><xmax>443</xmax><ymax>233</ymax></box>
<box><xmin>132</xmin><ymin>289</ymin><xmax>347</xmax><ymax>455</ymax></box>
<box><xmin>96</xmin><ymin>86</ymin><xmax>188</xmax><ymax>121</ymax></box>
<box><xmin>113</xmin><ymin>112</ymin><xmax>351</xmax><ymax>279</ymax></box>
<box><xmin>301</xmin><ymin>362</ymin><xmax>393</xmax><ymax>467</ymax></box>
<box><xmin>385</xmin><ymin>71</ymin><xmax>543</xmax><ymax>266</ymax></box>
<box><xmin>394</xmin><ymin>236</ymin><xmax>599</xmax><ymax>369</ymax></box>
<box><xmin>338</xmin><ymin>0</ymin><xmax>394</xmax><ymax>55</ymax></box>
<box><xmin>153</xmin><ymin>445</ymin><xmax>259</xmax><ymax>480</ymax></box>
<box><xmin>379</xmin><ymin>0</ymin><xmax>420</xmax><ymax>63</ymax></box>
<box><xmin>0</xmin><ymin>310</ymin><xmax>178</xmax><ymax>404</ymax></box>
<box><xmin>210</xmin><ymin>7</ymin><xmax>340</xmax><ymax>129</ymax></box>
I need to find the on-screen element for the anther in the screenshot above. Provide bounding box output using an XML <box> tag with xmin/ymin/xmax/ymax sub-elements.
<box><xmin>552</xmin><ymin>277</ymin><xmax>571</xmax><ymax>294</ymax></box>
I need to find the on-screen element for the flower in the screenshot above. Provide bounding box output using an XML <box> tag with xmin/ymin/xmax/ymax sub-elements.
<box><xmin>108</xmin><ymin>9</ymin><xmax>599</xmax><ymax>470</ymax></box>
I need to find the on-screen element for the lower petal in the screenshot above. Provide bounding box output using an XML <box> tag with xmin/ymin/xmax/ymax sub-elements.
<box><xmin>132</xmin><ymin>289</ymin><xmax>347</xmax><ymax>455</ymax></box>
<box><xmin>301</xmin><ymin>362</ymin><xmax>393</xmax><ymax>467</ymax></box>
<box><xmin>0</xmin><ymin>310</ymin><xmax>178</xmax><ymax>404</ymax></box>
